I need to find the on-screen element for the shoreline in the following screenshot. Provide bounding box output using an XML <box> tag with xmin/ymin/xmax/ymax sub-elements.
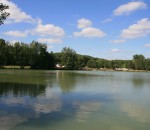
<box><xmin>82</xmin><ymin>68</ymin><xmax>150</xmax><ymax>73</ymax></box>
<box><xmin>0</xmin><ymin>66</ymin><xmax>150</xmax><ymax>73</ymax></box>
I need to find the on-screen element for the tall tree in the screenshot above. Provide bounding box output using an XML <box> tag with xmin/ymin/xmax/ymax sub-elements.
<box><xmin>145</xmin><ymin>58</ymin><xmax>150</xmax><ymax>71</ymax></box>
<box><xmin>132</xmin><ymin>54</ymin><xmax>145</xmax><ymax>70</ymax></box>
<box><xmin>30</xmin><ymin>41</ymin><xmax>55</xmax><ymax>69</ymax></box>
<box><xmin>61</xmin><ymin>47</ymin><xmax>78</xmax><ymax>69</ymax></box>
<box><xmin>0</xmin><ymin>3</ymin><xmax>9</xmax><ymax>25</ymax></box>
<box><xmin>0</xmin><ymin>39</ymin><xmax>6</xmax><ymax>67</ymax></box>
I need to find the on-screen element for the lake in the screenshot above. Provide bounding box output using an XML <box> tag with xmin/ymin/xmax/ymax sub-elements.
<box><xmin>0</xmin><ymin>70</ymin><xmax>150</xmax><ymax>130</ymax></box>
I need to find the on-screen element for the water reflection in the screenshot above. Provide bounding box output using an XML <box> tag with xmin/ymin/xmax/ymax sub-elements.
<box><xmin>132</xmin><ymin>77</ymin><xmax>144</xmax><ymax>88</ymax></box>
<box><xmin>0</xmin><ymin>114</ymin><xmax>27</xmax><ymax>130</ymax></box>
<box><xmin>0</xmin><ymin>82</ymin><xmax>46</xmax><ymax>97</ymax></box>
<box><xmin>121</xmin><ymin>102</ymin><xmax>150</xmax><ymax>123</ymax></box>
<box><xmin>56</xmin><ymin>71</ymin><xmax>76</xmax><ymax>93</ymax></box>
<box><xmin>0</xmin><ymin>88</ymin><xmax>63</xmax><ymax>130</ymax></box>
<box><xmin>73</xmin><ymin>101</ymin><xmax>101</xmax><ymax>122</ymax></box>
<box><xmin>0</xmin><ymin>70</ymin><xmax>150</xmax><ymax>130</ymax></box>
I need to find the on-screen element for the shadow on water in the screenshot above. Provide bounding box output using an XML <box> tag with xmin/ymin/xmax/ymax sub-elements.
<box><xmin>0</xmin><ymin>82</ymin><xmax>46</xmax><ymax>97</ymax></box>
<box><xmin>132</xmin><ymin>77</ymin><xmax>144</xmax><ymax>88</ymax></box>
<box><xmin>131</xmin><ymin>73</ymin><xmax>150</xmax><ymax>88</ymax></box>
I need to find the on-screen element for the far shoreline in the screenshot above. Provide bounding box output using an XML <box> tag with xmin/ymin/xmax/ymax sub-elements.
<box><xmin>82</xmin><ymin>68</ymin><xmax>150</xmax><ymax>73</ymax></box>
<box><xmin>0</xmin><ymin>66</ymin><xmax>150</xmax><ymax>73</ymax></box>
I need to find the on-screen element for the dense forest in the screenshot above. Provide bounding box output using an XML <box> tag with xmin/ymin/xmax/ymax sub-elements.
<box><xmin>0</xmin><ymin>38</ymin><xmax>150</xmax><ymax>70</ymax></box>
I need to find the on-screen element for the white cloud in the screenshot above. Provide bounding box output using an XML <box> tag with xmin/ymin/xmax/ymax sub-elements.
<box><xmin>77</xmin><ymin>18</ymin><xmax>92</xmax><ymax>29</ymax></box>
<box><xmin>144</xmin><ymin>44</ymin><xmax>150</xmax><ymax>47</ymax></box>
<box><xmin>33</xmin><ymin>23</ymin><xmax>65</xmax><ymax>37</ymax></box>
<box><xmin>102</xmin><ymin>18</ymin><xmax>113</xmax><ymax>23</ymax></box>
<box><xmin>111</xmin><ymin>49</ymin><xmax>121</xmax><ymax>53</ymax></box>
<box><xmin>38</xmin><ymin>38</ymin><xmax>62</xmax><ymax>44</ymax></box>
<box><xmin>121</xmin><ymin>18</ymin><xmax>150</xmax><ymax>39</ymax></box>
<box><xmin>47</xmin><ymin>45</ymin><xmax>54</xmax><ymax>49</ymax></box>
<box><xmin>4</xmin><ymin>30</ymin><xmax>29</xmax><ymax>37</ymax></box>
<box><xmin>113</xmin><ymin>2</ymin><xmax>147</xmax><ymax>16</ymax></box>
<box><xmin>4</xmin><ymin>23</ymin><xmax>65</xmax><ymax>38</ymax></box>
<box><xmin>74</xmin><ymin>27</ymin><xmax>106</xmax><ymax>38</ymax></box>
<box><xmin>1</xmin><ymin>0</ymin><xmax>35</xmax><ymax>23</ymax></box>
<box><xmin>110</xmin><ymin>39</ymin><xmax>126</xmax><ymax>44</ymax></box>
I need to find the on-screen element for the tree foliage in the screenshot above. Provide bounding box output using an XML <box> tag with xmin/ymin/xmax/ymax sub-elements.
<box><xmin>0</xmin><ymin>3</ymin><xmax>10</xmax><ymax>25</ymax></box>
<box><xmin>132</xmin><ymin>54</ymin><xmax>145</xmax><ymax>70</ymax></box>
<box><xmin>0</xmin><ymin>39</ymin><xmax>55</xmax><ymax>69</ymax></box>
<box><xmin>61</xmin><ymin>47</ymin><xmax>78</xmax><ymax>70</ymax></box>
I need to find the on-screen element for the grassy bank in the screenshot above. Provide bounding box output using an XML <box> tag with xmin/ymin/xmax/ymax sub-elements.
<box><xmin>2</xmin><ymin>66</ymin><xmax>31</xmax><ymax>69</ymax></box>
<box><xmin>1</xmin><ymin>66</ymin><xmax>150</xmax><ymax>72</ymax></box>
<box><xmin>82</xmin><ymin>67</ymin><xmax>150</xmax><ymax>72</ymax></box>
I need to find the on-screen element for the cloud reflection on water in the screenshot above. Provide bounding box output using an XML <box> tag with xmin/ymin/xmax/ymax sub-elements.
<box><xmin>121</xmin><ymin>102</ymin><xmax>150</xmax><ymax>123</ymax></box>
<box><xmin>73</xmin><ymin>101</ymin><xmax>101</xmax><ymax>122</ymax></box>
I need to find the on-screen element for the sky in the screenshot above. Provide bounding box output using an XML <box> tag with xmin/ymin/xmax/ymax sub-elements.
<box><xmin>0</xmin><ymin>0</ymin><xmax>150</xmax><ymax>60</ymax></box>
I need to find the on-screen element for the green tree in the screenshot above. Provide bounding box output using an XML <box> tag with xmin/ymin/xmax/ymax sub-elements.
<box><xmin>30</xmin><ymin>41</ymin><xmax>47</xmax><ymax>69</ymax></box>
<box><xmin>108</xmin><ymin>61</ymin><xmax>115</xmax><ymax>69</ymax></box>
<box><xmin>14</xmin><ymin>42</ymin><xmax>22</xmax><ymax>66</ymax></box>
<box><xmin>97</xmin><ymin>59</ymin><xmax>105</xmax><ymax>68</ymax></box>
<box><xmin>77</xmin><ymin>55</ymin><xmax>88</xmax><ymax>69</ymax></box>
<box><xmin>145</xmin><ymin>58</ymin><xmax>150</xmax><ymax>71</ymax></box>
<box><xmin>87</xmin><ymin>59</ymin><xmax>97</xmax><ymax>68</ymax></box>
<box><xmin>0</xmin><ymin>39</ymin><xmax>6</xmax><ymax>67</ymax></box>
<box><xmin>0</xmin><ymin>3</ymin><xmax>9</xmax><ymax>25</ymax></box>
<box><xmin>127</xmin><ymin>60</ymin><xmax>134</xmax><ymax>69</ymax></box>
<box><xmin>133</xmin><ymin>54</ymin><xmax>145</xmax><ymax>70</ymax></box>
<box><xmin>30</xmin><ymin>41</ymin><xmax>55</xmax><ymax>69</ymax></box>
<box><xmin>53</xmin><ymin>52</ymin><xmax>62</xmax><ymax>64</ymax></box>
<box><xmin>61</xmin><ymin>47</ymin><xmax>78</xmax><ymax>69</ymax></box>
<box><xmin>5</xmin><ymin>42</ymin><xmax>15</xmax><ymax>65</ymax></box>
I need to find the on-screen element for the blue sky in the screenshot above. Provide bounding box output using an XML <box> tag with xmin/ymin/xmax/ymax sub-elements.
<box><xmin>1</xmin><ymin>0</ymin><xmax>150</xmax><ymax>59</ymax></box>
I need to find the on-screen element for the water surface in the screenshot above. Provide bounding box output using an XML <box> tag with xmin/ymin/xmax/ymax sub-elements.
<box><xmin>0</xmin><ymin>70</ymin><xmax>150</xmax><ymax>130</ymax></box>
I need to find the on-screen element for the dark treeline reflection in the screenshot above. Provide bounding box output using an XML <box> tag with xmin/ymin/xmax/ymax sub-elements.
<box><xmin>56</xmin><ymin>71</ymin><xmax>77</xmax><ymax>93</ymax></box>
<box><xmin>0</xmin><ymin>70</ymin><xmax>113</xmax><ymax>96</ymax></box>
<box><xmin>0</xmin><ymin>82</ymin><xmax>46</xmax><ymax>97</ymax></box>
<box><xmin>0</xmin><ymin>70</ymin><xmax>79</xmax><ymax>96</ymax></box>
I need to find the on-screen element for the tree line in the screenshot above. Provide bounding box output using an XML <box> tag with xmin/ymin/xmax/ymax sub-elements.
<box><xmin>0</xmin><ymin>39</ymin><xmax>150</xmax><ymax>70</ymax></box>
<box><xmin>0</xmin><ymin>39</ymin><xmax>55</xmax><ymax>69</ymax></box>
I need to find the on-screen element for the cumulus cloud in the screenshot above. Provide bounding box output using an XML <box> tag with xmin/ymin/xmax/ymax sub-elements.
<box><xmin>4</xmin><ymin>23</ymin><xmax>65</xmax><ymax>43</ymax></box>
<box><xmin>111</xmin><ymin>49</ymin><xmax>121</xmax><ymax>53</ymax></box>
<box><xmin>74</xmin><ymin>27</ymin><xmax>106</xmax><ymax>38</ymax></box>
<box><xmin>4</xmin><ymin>30</ymin><xmax>29</xmax><ymax>37</ymax></box>
<box><xmin>144</xmin><ymin>44</ymin><xmax>150</xmax><ymax>47</ymax></box>
<box><xmin>102</xmin><ymin>18</ymin><xmax>113</xmax><ymax>23</ymax></box>
<box><xmin>77</xmin><ymin>18</ymin><xmax>92</xmax><ymax>29</ymax></box>
<box><xmin>33</xmin><ymin>23</ymin><xmax>65</xmax><ymax>37</ymax></box>
<box><xmin>38</xmin><ymin>38</ymin><xmax>62</xmax><ymax>44</ymax></box>
<box><xmin>121</xmin><ymin>18</ymin><xmax>150</xmax><ymax>39</ymax></box>
<box><xmin>113</xmin><ymin>2</ymin><xmax>147</xmax><ymax>16</ymax></box>
<box><xmin>110</xmin><ymin>39</ymin><xmax>126</xmax><ymax>44</ymax></box>
<box><xmin>34</xmin><ymin>23</ymin><xmax>65</xmax><ymax>44</ymax></box>
<box><xmin>1</xmin><ymin>0</ymin><xmax>35</xmax><ymax>23</ymax></box>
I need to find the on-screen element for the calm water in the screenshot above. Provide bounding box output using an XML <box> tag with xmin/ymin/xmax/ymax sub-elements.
<box><xmin>0</xmin><ymin>70</ymin><xmax>150</xmax><ymax>130</ymax></box>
